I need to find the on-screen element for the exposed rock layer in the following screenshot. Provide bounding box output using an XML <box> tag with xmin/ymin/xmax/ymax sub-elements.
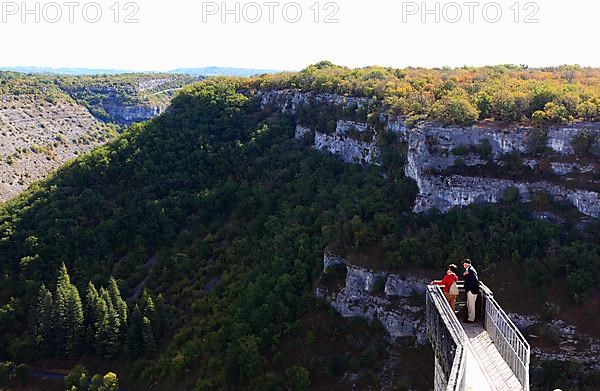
<box><xmin>260</xmin><ymin>89</ymin><xmax>600</xmax><ymax>217</ymax></box>
<box><xmin>317</xmin><ymin>254</ymin><xmax>429</xmax><ymax>345</ymax></box>
<box><xmin>0</xmin><ymin>95</ymin><xmax>113</xmax><ymax>201</ymax></box>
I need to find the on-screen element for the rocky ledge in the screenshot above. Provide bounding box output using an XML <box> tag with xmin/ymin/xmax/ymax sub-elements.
<box><xmin>317</xmin><ymin>253</ymin><xmax>429</xmax><ymax>345</ymax></box>
<box><xmin>510</xmin><ymin>313</ymin><xmax>600</xmax><ymax>371</ymax></box>
<box><xmin>103</xmin><ymin>103</ymin><xmax>162</xmax><ymax>125</ymax></box>
<box><xmin>405</xmin><ymin>127</ymin><xmax>600</xmax><ymax>217</ymax></box>
<box><xmin>260</xmin><ymin>88</ymin><xmax>600</xmax><ymax>218</ymax></box>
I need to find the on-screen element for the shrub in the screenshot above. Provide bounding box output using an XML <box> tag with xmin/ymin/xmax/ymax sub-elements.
<box><xmin>479</xmin><ymin>139</ymin><xmax>493</xmax><ymax>161</ymax></box>
<box><xmin>541</xmin><ymin>302</ymin><xmax>560</xmax><ymax>322</ymax></box>
<box><xmin>64</xmin><ymin>364</ymin><xmax>88</xmax><ymax>390</ymax></box>
<box><xmin>532</xmin><ymin>191</ymin><xmax>552</xmax><ymax>209</ymax></box>
<box><xmin>405</xmin><ymin>113</ymin><xmax>426</xmax><ymax>128</ymax></box>
<box><xmin>571</xmin><ymin>130</ymin><xmax>597</xmax><ymax>157</ymax></box>
<box><xmin>537</xmin><ymin>159</ymin><xmax>552</xmax><ymax>174</ymax></box>
<box><xmin>490</xmin><ymin>90</ymin><xmax>529</xmax><ymax>121</ymax></box>
<box><xmin>567</xmin><ymin>270</ymin><xmax>594</xmax><ymax>303</ymax></box>
<box><xmin>451</xmin><ymin>145</ymin><xmax>469</xmax><ymax>156</ymax></box>
<box><xmin>258</xmin><ymin>372</ymin><xmax>284</xmax><ymax>391</ymax></box>
<box><xmin>525</xmin><ymin>128</ymin><xmax>548</xmax><ymax>155</ymax></box>
<box><xmin>577</xmin><ymin>101</ymin><xmax>599</xmax><ymax>121</ymax></box>
<box><xmin>453</xmin><ymin>158</ymin><xmax>466</xmax><ymax>170</ymax></box>
<box><xmin>503</xmin><ymin>187</ymin><xmax>520</xmax><ymax>203</ymax></box>
<box><xmin>543</xmin><ymin>102</ymin><xmax>571</xmax><ymax>124</ymax></box>
<box><xmin>101</xmin><ymin>372</ymin><xmax>119</xmax><ymax>391</ymax></box>
<box><xmin>327</xmin><ymin>355</ymin><xmax>349</xmax><ymax>376</ymax></box>
<box><xmin>285</xmin><ymin>366</ymin><xmax>310</xmax><ymax>391</ymax></box>
<box><xmin>502</xmin><ymin>150</ymin><xmax>524</xmax><ymax>174</ymax></box>
<box><xmin>530</xmin><ymin>86</ymin><xmax>560</xmax><ymax>114</ymax></box>
<box><xmin>370</xmin><ymin>276</ymin><xmax>386</xmax><ymax>294</ymax></box>
<box><xmin>429</xmin><ymin>91</ymin><xmax>480</xmax><ymax>125</ymax></box>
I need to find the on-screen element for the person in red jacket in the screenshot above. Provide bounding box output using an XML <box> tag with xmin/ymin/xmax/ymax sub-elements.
<box><xmin>431</xmin><ymin>264</ymin><xmax>459</xmax><ymax>312</ymax></box>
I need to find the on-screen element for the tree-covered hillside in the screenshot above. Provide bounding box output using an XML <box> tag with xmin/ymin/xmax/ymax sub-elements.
<box><xmin>248</xmin><ymin>61</ymin><xmax>600</xmax><ymax>126</ymax></box>
<box><xmin>0</xmin><ymin>78</ymin><xmax>418</xmax><ymax>389</ymax></box>
<box><xmin>1</xmin><ymin>73</ymin><xmax>600</xmax><ymax>390</ymax></box>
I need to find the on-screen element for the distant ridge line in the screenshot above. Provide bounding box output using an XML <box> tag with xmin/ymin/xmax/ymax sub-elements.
<box><xmin>0</xmin><ymin>66</ymin><xmax>286</xmax><ymax>77</ymax></box>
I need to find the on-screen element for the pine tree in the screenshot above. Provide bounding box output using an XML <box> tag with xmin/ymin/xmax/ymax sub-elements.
<box><xmin>127</xmin><ymin>304</ymin><xmax>144</xmax><ymax>358</ymax></box>
<box><xmin>106</xmin><ymin>303</ymin><xmax>121</xmax><ymax>358</ymax></box>
<box><xmin>142</xmin><ymin>316</ymin><xmax>156</xmax><ymax>353</ymax></box>
<box><xmin>31</xmin><ymin>265</ymin><xmax>131</xmax><ymax>359</ymax></box>
<box><xmin>107</xmin><ymin>277</ymin><xmax>128</xmax><ymax>335</ymax></box>
<box><xmin>54</xmin><ymin>264</ymin><xmax>84</xmax><ymax>357</ymax></box>
<box><xmin>53</xmin><ymin>263</ymin><xmax>83</xmax><ymax>357</ymax></box>
<box><xmin>84</xmin><ymin>282</ymin><xmax>100</xmax><ymax>351</ymax></box>
<box><xmin>141</xmin><ymin>290</ymin><xmax>156</xmax><ymax>331</ymax></box>
<box><xmin>64</xmin><ymin>284</ymin><xmax>84</xmax><ymax>357</ymax></box>
<box><xmin>33</xmin><ymin>284</ymin><xmax>54</xmax><ymax>355</ymax></box>
<box><xmin>94</xmin><ymin>293</ymin><xmax>109</xmax><ymax>356</ymax></box>
<box><xmin>154</xmin><ymin>294</ymin><xmax>168</xmax><ymax>339</ymax></box>
<box><xmin>99</xmin><ymin>288</ymin><xmax>120</xmax><ymax>358</ymax></box>
<box><xmin>54</xmin><ymin>263</ymin><xmax>71</xmax><ymax>355</ymax></box>
<box><xmin>85</xmin><ymin>282</ymin><xmax>99</xmax><ymax>326</ymax></box>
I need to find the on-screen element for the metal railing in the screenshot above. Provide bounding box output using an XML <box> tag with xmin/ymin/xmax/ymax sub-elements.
<box><xmin>426</xmin><ymin>284</ymin><xmax>467</xmax><ymax>391</ymax></box>
<box><xmin>480</xmin><ymin>283</ymin><xmax>530</xmax><ymax>391</ymax></box>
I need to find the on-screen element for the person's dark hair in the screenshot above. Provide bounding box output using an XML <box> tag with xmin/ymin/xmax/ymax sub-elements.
<box><xmin>463</xmin><ymin>258</ymin><xmax>471</xmax><ymax>265</ymax></box>
<box><xmin>448</xmin><ymin>264</ymin><xmax>458</xmax><ymax>273</ymax></box>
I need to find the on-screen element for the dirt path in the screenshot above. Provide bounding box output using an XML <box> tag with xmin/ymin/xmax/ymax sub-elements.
<box><xmin>128</xmin><ymin>253</ymin><xmax>159</xmax><ymax>302</ymax></box>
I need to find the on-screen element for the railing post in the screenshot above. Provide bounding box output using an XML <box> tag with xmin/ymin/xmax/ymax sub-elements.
<box><xmin>479</xmin><ymin>282</ymin><xmax>530</xmax><ymax>391</ymax></box>
<box><xmin>481</xmin><ymin>287</ymin><xmax>487</xmax><ymax>329</ymax></box>
<box><xmin>426</xmin><ymin>285</ymin><xmax>468</xmax><ymax>391</ymax></box>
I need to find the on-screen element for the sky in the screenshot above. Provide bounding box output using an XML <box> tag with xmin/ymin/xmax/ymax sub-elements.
<box><xmin>0</xmin><ymin>0</ymin><xmax>598</xmax><ymax>71</ymax></box>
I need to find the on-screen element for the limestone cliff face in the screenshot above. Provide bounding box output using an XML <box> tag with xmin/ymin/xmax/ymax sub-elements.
<box><xmin>260</xmin><ymin>89</ymin><xmax>600</xmax><ymax>218</ymax></box>
<box><xmin>404</xmin><ymin>124</ymin><xmax>600</xmax><ymax>217</ymax></box>
<box><xmin>60</xmin><ymin>76</ymin><xmax>197</xmax><ymax>126</ymax></box>
<box><xmin>103</xmin><ymin>103</ymin><xmax>162</xmax><ymax>125</ymax></box>
<box><xmin>259</xmin><ymin>89</ymin><xmax>369</xmax><ymax>114</ymax></box>
<box><xmin>318</xmin><ymin>253</ymin><xmax>429</xmax><ymax>344</ymax></box>
<box><xmin>405</xmin><ymin>126</ymin><xmax>600</xmax><ymax>217</ymax></box>
<box><xmin>69</xmin><ymin>84</ymin><xmax>165</xmax><ymax>126</ymax></box>
<box><xmin>315</xmin><ymin>120</ymin><xmax>381</xmax><ymax>165</ymax></box>
<box><xmin>295</xmin><ymin>120</ymin><xmax>381</xmax><ymax>165</ymax></box>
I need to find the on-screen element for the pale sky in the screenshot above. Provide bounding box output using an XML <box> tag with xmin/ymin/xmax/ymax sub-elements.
<box><xmin>0</xmin><ymin>0</ymin><xmax>598</xmax><ymax>71</ymax></box>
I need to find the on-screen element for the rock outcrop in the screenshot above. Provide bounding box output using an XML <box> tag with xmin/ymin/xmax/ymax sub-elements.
<box><xmin>322</xmin><ymin>252</ymin><xmax>347</xmax><ymax>272</ymax></box>
<box><xmin>314</xmin><ymin>131</ymin><xmax>380</xmax><ymax>166</ymax></box>
<box><xmin>404</xmin><ymin>126</ymin><xmax>600</xmax><ymax>217</ymax></box>
<box><xmin>259</xmin><ymin>88</ymin><xmax>600</xmax><ymax>218</ymax></box>
<box><xmin>103</xmin><ymin>103</ymin><xmax>162</xmax><ymax>125</ymax></box>
<box><xmin>509</xmin><ymin>313</ymin><xmax>600</xmax><ymax>370</ymax></box>
<box><xmin>550</xmin><ymin>162</ymin><xmax>595</xmax><ymax>176</ymax></box>
<box><xmin>259</xmin><ymin>89</ymin><xmax>369</xmax><ymax>114</ymax></box>
<box><xmin>59</xmin><ymin>75</ymin><xmax>198</xmax><ymax>126</ymax></box>
<box><xmin>317</xmin><ymin>255</ymin><xmax>429</xmax><ymax>344</ymax></box>
<box><xmin>295</xmin><ymin>120</ymin><xmax>381</xmax><ymax>165</ymax></box>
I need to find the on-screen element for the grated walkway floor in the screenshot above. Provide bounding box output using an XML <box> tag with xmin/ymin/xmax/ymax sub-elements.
<box><xmin>461</xmin><ymin>321</ymin><xmax>524</xmax><ymax>391</ymax></box>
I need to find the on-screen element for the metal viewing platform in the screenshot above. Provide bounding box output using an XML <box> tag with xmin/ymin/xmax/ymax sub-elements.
<box><xmin>426</xmin><ymin>281</ymin><xmax>530</xmax><ymax>391</ymax></box>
